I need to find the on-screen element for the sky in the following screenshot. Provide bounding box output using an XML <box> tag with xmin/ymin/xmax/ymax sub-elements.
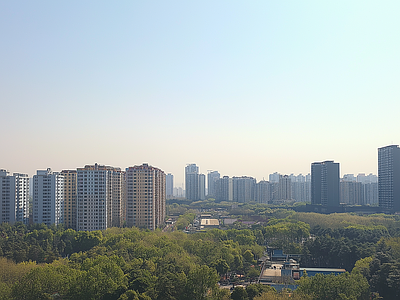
<box><xmin>1</xmin><ymin>1</ymin><xmax>400</xmax><ymax>186</ymax></box>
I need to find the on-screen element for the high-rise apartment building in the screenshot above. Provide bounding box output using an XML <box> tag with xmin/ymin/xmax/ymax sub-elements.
<box><xmin>278</xmin><ymin>175</ymin><xmax>292</xmax><ymax>201</ymax></box>
<box><xmin>207</xmin><ymin>171</ymin><xmax>220</xmax><ymax>198</ymax></box>
<box><xmin>256</xmin><ymin>180</ymin><xmax>270</xmax><ymax>204</ymax></box>
<box><xmin>337</xmin><ymin>173</ymin><xmax>378</xmax><ymax>206</ymax></box>
<box><xmin>340</xmin><ymin>181</ymin><xmax>363</xmax><ymax>205</ymax></box>
<box><xmin>0</xmin><ymin>170</ymin><xmax>29</xmax><ymax>224</ymax></box>
<box><xmin>342</xmin><ymin>174</ymin><xmax>356</xmax><ymax>182</ymax></box>
<box><xmin>378</xmin><ymin>145</ymin><xmax>400</xmax><ymax>211</ymax></box>
<box><xmin>185</xmin><ymin>164</ymin><xmax>199</xmax><ymax>201</ymax></box>
<box><xmin>76</xmin><ymin>164</ymin><xmax>124</xmax><ymax>231</ymax></box>
<box><xmin>173</xmin><ymin>186</ymin><xmax>185</xmax><ymax>198</ymax></box>
<box><xmin>232</xmin><ymin>176</ymin><xmax>256</xmax><ymax>203</ymax></box>
<box><xmin>184</xmin><ymin>164</ymin><xmax>205</xmax><ymax>201</ymax></box>
<box><xmin>32</xmin><ymin>168</ymin><xmax>64</xmax><ymax>226</ymax></box>
<box><xmin>311</xmin><ymin>163</ymin><xmax>322</xmax><ymax>205</ymax></box>
<box><xmin>364</xmin><ymin>182</ymin><xmax>378</xmax><ymax>205</ymax></box>
<box><xmin>199</xmin><ymin>174</ymin><xmax>206</xmax><ymax>200</ymax></box>
<box><xmin>125</xmin><ymin>164</ymin><xmax>165</xmax><ymax>230</ymax></box>
<box><xmin>215</xmin><ymin>176</ymin><xmax>233</xmax><ymax>201</ymax></box>
<box><xmin>166</xmin><ymin>173</ymin><xmax>174</xmax><ymax>199</ymax></box>
<box><xmin>357</xmin><ymin>173</ymin><xmax>378</xmax><ymax>184</ymax></box>
<box><xmin>269</xmin><ymin>182</ymin><xmax>279</xmax><ymax>202</ymax></box>
<box><xmin>311</xmin><ymin>160</ymin><xmax>340</xmax><ymax>206</ymax></box>
<box><xmin>291</xmin><ymin>174</ymin><xmax>311</xmax><ymax>202</ymax></box>
<box><xmin>269</xmin><ymin>172</ymin><xmax>280</xmax><ymax>183</ymax></box>
<box><xmin>110</xmin><ymin>168</ymin><xmax>125</xmax><ymax>227</ymax></box>
<box><xmin>61</xmin><ymin>170</ymin><xmax>77</xmax><ymax>229</ymax></box>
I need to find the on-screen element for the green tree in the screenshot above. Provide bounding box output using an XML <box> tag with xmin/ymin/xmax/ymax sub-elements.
<box><xmin>231</xmin><ymin>286</ymin><xmax>249</xmax><ymax>300</ymax></box>
<box><xmin>246</xmin><ymin>284</ymin><xmax>276</xmax><ymax>300</ymax></box>
<box><xmin>297</xmin><ymin>272</ymin><xmax>370</xmax><ymax>300</ymax></box>
<box><xmin>212</xmin><ymin>259</ymin><xmax>229</xmax><ymax>276</ymax></box>
<box><xmin>352</xmin><ymin>256</ymin><xmax>373</xmax><ymax>278</ymax></box>
<box><xmin>70</xmin><ymin>255</ymin><xmax>127</xmax><ymax>300</ymax></box>
<box><xmin>12</xmin><ymin>264</ymin><xmax>80</xmax><ymax>300</ymax></box>
<box><xmin>185</xmin><ymin>265</ymin><xmax>219</xmax><ymax>300</ymax></box>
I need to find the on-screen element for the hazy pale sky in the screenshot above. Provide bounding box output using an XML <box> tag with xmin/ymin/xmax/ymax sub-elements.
<box><xmin>1</xmin><ymin>1</ymin><xmax>400</xmax><ymax>186</ymax></box>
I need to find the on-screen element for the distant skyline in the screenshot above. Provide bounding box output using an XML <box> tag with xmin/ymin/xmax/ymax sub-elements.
<box><xmin>2</xmin><ymin>1</ymin><xmax>399</xmax><ymax>187</ymax></box>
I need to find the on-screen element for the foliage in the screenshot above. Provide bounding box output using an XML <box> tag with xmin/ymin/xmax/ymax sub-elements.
<box><xmin>175</xmin><ymin>212</ymin><xmax>196</xmax><ymax>230</ymax></box>
<box><xmin>254</xmin><ymin>290</ymin><xmax>312</xmax><ymax>300</ymax></box>
<box><xmin>296</xmin><ymin>272</ymin><xmax>370</xmax><ymax>300</ymax></box>
<box><xmin>3</xmin><ymin>208</ymin><xmax>400</xmax><ymax>299</ymax></box>
<box><xmin>231</xmin><ymin>286</ymin><xmax>248</xmax><ymax>300</ymax></box>
<box><xmin>246</xmin><ymin>284</ymin><xmax>276</xmax><ymax>300</ymax></box>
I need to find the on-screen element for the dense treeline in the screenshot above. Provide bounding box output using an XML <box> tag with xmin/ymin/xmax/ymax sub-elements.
<box><xmin>2</xmin><ymin>208</ymin><xmax>400</xmax><ymax>299</ymax></box>
<box><xmin>0</xmin><ymin>223</ymin><xmax>265</xmax><ymax>299</ymax></box>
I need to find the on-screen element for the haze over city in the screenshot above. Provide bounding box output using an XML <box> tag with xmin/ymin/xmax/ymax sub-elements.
<box><xmin>2</xmin><ymin>1</ymin><xmax>400</xmax><ymax>186</ymax></box>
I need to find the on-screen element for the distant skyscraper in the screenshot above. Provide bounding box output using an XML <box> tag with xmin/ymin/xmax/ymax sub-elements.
<box><xmin>305</xmin><ymin>173</ymin><xmax>311</xmax><ymax>182</ymax></box>
<box><xmin>364</xmin><ymin>182</ymin><xmax>378</xmax><ymax>205</ymax></box>
<box><xmin>185</xmin><ymin>164</ymin><xmax>205</xmax><ymax>201</ymax></box>
<box><xmin>311</xmin><ymin>163</ymin><xmax>322</xmax><ymax>205</ymax></box>
<box><xmin>166</xmin><ymin>173</ymin><xmax>174</xmax><ymax>199</ymax></box>
<box><xmin>291</xmin><ymin>174</ymin><xmax>311</xmax><ymax>202</ymax></box>
<box><xmin>297</xmin><ymin>174</ymin><xmax>305</xmax><ymax>183</ymax></box>
<box><xmin>256</xmin><ymin>180</ymin><xmax>270</xmax><ymax>204</ymax></box>
<box><xmin>378</xmin><ymin>145</ymin><xmax>400</xmax><ymax>211</ymax></box>
<box><xmin>207</xmin><ymin>171</ymin><xmax>220</xmax><ymax>198</ymax></box>
<box><xmin>269</xmin><ymin>172</ymin><xmax>280</xmax><ymax>183</ymax></box>
<box><xmin>199</xmin><ymin>173</ymin><xmax>206</xmax><ymax>200</ymax></box>
<box><xmin>125</xmin><ymin>163</ymin><xmax>166</xmax><ymax>230</ymax></box>
<box><xmin>215</xmin><ymin>176</ymin><xmax>232</xmax><ymax>201</ymax></box>
<box><xmin>342</xmin><ymin>174</ymin><xmax>356</xmax><ymax>182</ymax></box>
<box><xmin>32</xmin><ymin>168</ymin><xmax>64</xmax><ymax>226</ymax></box>
<box><xmin>185</xmin><ymin>164</ymin><xmax>199</xmax><ymax>201</ymax></box>
<box><xmin>311</xmin><ymin>160</ymin><xmax>340</xmax><ymax>206</ymax></box>
<box><xmin>278</xmin><ymin>175</ymin><xmax>292</xmax><ymax>201</ymax></box>
<box><xmin>232</xmin><ymin>176</ymin><xmax>256</xmax><ymax>203</ymax></box>
<box><xmin>173</xmin><ymin>186</ymin><xmax>185</xmax><ymax>198</ymax></box>
<box><xmin>0</xmin><ymin>169</ymin><xmax>29</xmax><ymax>224</ymax></box>
<box><xmin>340</xmin><ymin>180</ymin><xmax>363</xmax><ymax>205</ymax></box>
<box><xmin>289</xmin><ymin>174</ymin><xmax>297</xmax><ymax>183</ymax></box>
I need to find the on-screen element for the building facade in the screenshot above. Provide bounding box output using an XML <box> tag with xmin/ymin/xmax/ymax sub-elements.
<box><xmin>199</xmin><ymin>174</ymin><xmax>206</xmax><ymax>200</ymax></box>
<box><xmin>256</xmin><ymin>180</ymin><xmax>270</xmax><ymax>204</ymax></box>
<box><xmin>185</xmin><ymin>164</ymin><xmax>205</xmax><ymax>201</ymax></box>
<box><xmin>378</xmin><ymin>145</ymin><xmax>400</xmax><ymax>211</ymax></box>
<box><xmin>278</xmin><ymin>175</ymin><xmax>292</xmax><ymax>201</ymax></box>
<box><xmin>76</xmin><ymin>164</ymin><xmax>124</xmax><ymax>231</ymax></box>
<box><xmin>125</xmin><ymin>164</ymin><xmax>166</xmax><ymax>230</ymax></box>
<box><xmin>61</xmin><ymin>170</ymin><xmax>77</xmax><ymax>229</ymax></box>
<box><xmin>311</xmin><ymin>160</ymin><xmax>340</xmax><ymax>206</ymax></box>
<box><xmin>232</xmin><ymin>176</ymin><xmax>256</xmax><ymax>203</ymax></box>
<box><xmin>0</xmin><ymin>170</ymin><xmax>29</xmax><ymax>224</ymax></box>
<box><xmin>32</xmin><ymin>168</ymin><xmax>64</xmax><ymax>226</ymax></box>
<box><xmin>215</xmin><ymin>176</ymin><xmax>233</xmax><ymax>201</ymax></box>
<box><xmin>291</xmin><ymin>176</ymin><xmax>311</xmax><ymax>203</ymax></box>
<box><xmin>207</xmin><ymin>171</ymin><xmax>220</xmax><ymax>198</ymax></box>
<box><xmin>185</xmin><ymin>164</ymin><xmax>199</xmax><ymax>201</ymax></box>
<box><xmin>166</xmin><ymin>173</ymin><xmax>174</xmax><ymax>199</ymax></box>
<box><xmin>340</xmin><ymin>181</ymin><xmax>364</xmax><ymax>205</ymax></box>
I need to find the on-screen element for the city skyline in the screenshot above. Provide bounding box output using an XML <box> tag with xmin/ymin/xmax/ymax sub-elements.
<box><xmin>2</xmin><ymin>2</ymin><xmax>400</xmax><ymax>187</ymax></box>
<box><xmin>1</xmin><ymin>156</ymin><xmax>381</xmax><ymax>190</ymax></box>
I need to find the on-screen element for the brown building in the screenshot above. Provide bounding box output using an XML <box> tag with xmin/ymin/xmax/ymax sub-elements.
<box><xmin>125</xmin><ymin>163</ymin><xmax>165</xmax><ymax>230</ymax></box>
<box><xmin>61</xmin><ymin>170</ymin><xmax>77</xmax><ymax>229</ymax></box>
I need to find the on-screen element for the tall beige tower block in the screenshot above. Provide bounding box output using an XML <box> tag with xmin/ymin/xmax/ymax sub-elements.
<box><xmin>125</xmin><ymin>164</ymin><xmax>166</xmax><ymax>230</ymax></box>
<box><xmin>61</xmin><ymin>170</ymin><xmax>77</xmax><ymax>229</ymax></box>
